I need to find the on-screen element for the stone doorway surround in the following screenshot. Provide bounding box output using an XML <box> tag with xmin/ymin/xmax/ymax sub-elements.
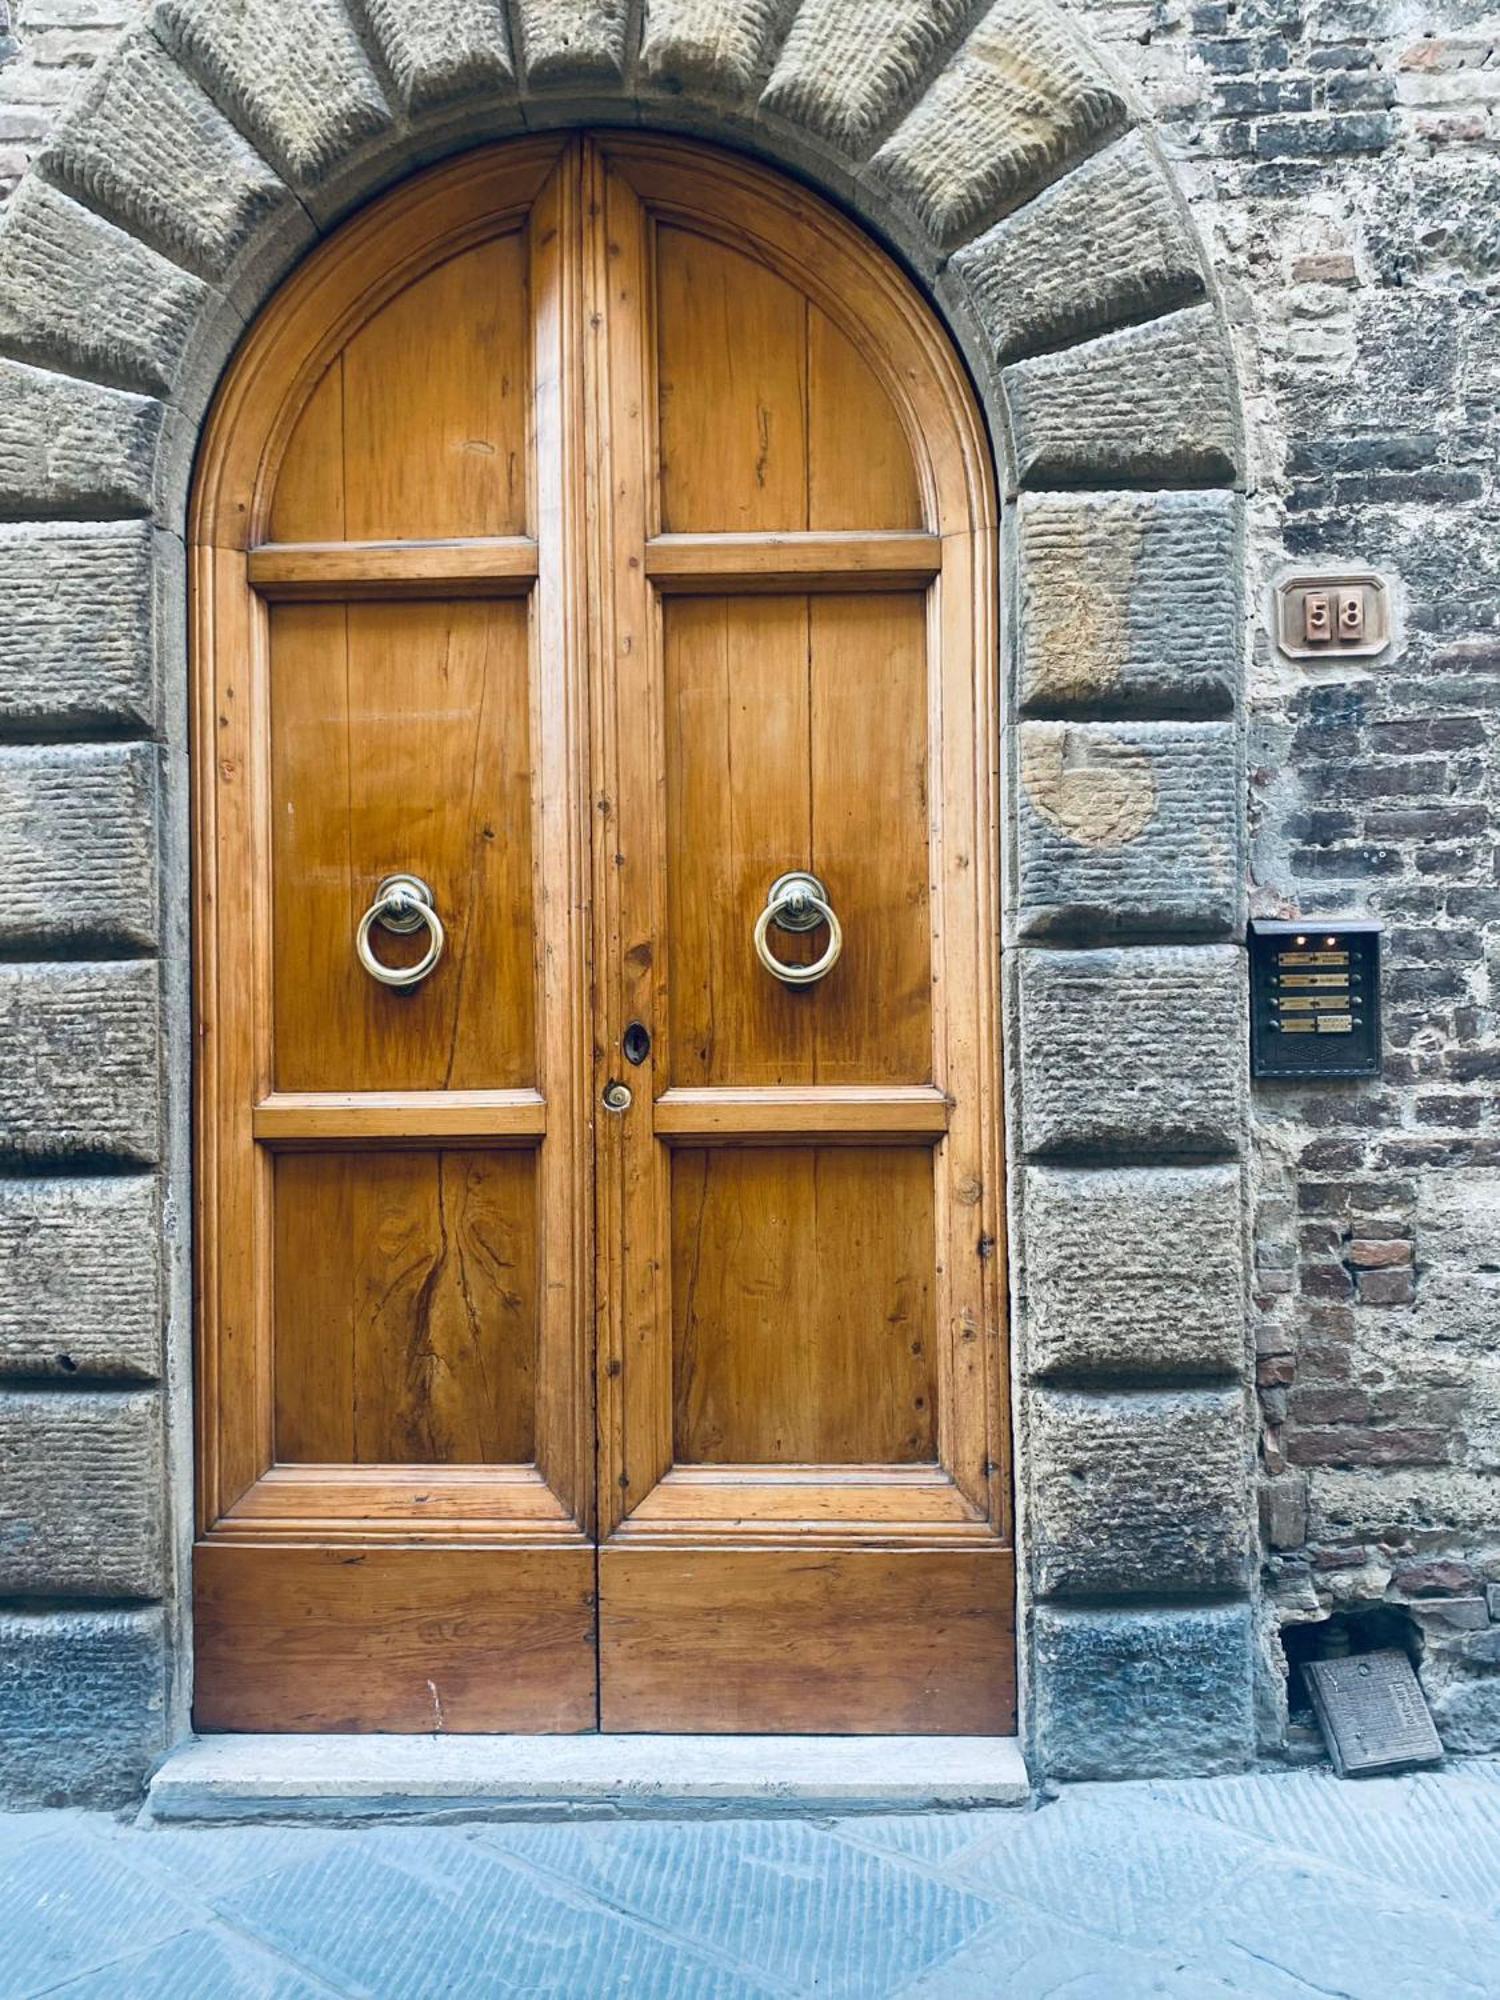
<box><xmin>0</xmin><ymin>0</ymin><xmax>1254</xmax><ymax>1805</ymax></box>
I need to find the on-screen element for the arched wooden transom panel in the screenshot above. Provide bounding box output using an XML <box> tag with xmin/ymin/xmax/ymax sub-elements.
<box><xmin>192</xmin><ymin>133</ymin><xmax>1011</xmax><ymax>1734</ymax></box>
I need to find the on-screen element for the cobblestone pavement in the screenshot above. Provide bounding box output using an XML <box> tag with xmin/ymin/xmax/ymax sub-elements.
<box><xmin>3</xmin><ymin>1761</ymin><xmax>1499</xmax><ymax>1997</ymax></box>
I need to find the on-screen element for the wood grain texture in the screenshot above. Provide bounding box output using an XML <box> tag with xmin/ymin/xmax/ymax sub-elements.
<box><xmin>653</xmin><ymin>1085</ymin><xmax>949</xmax><ymax>1141</ymax></box>
<box><xmin>253</xmin><ymin>1090</ymin><xmax>546</xmax><ymax>1146</ymax></box>
<box><xmin>600</xmin><ymin>1547</ymin><xmax>1016</xmax><ymax>1733</ymax></box>
<box><xmin>248</xmin><ymin>538</ymin><xmax>539</xmax><ymax>600</ymax></box>
<box><xmin>671</xmin><ymin>1146</ymin><xmax>936</xmax><ymax>1464</ymax></box>
<box><xmin>195</xmin><ymin>1542</ymin><xmax>596</xmax><ymax>1731</ymax></box>
<box><xmin>273</xmin><ymin>1149</ymin><xmax>537</xmax><ymax>1465</ymax></box>
<box><xmin>269</xmin><ymin>597</ymin><xmax>535</xmax><ymax>1094</ymax></box>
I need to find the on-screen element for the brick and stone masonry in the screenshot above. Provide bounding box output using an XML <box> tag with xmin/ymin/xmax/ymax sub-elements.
<box><xmin>0</xmin><ymin>0</ymin><xmax>1494</xmax><ymax>1797</ymax></box>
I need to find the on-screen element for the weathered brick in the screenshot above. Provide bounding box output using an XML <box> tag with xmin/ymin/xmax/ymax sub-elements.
<box><xmin>0</xmin><ymin>1608</ymin><xmax>166</xmax><ymax>1806</ymax></box>
<box><xmin>1029</xmin><ymin>1386</ymin><xmax>1250</xmax><ymax>1597</ymax></box>
<box><xmin>1005</xmin><ymin>305</ymin><xmax>1241</xmax><ymax>488</ymax></box>
<box><xmin>953</xmin><ymin>131</ymin><xmax>1204</xmax><ymax>362</ymax></box>
<box><xmin>0</xmin><ymin>1178</ymin><xmax>161</xmax><ymax>1383</ymax></box>
<box><xmin>1033</xmin><ymin>1602</ymin><xmax>1256</xmax><ymax>1779</ymax></box>
<box><xmin>39</xmin><ymin>24</ymin><xmax>304</xmax><ymax>280</ymax></box>
<box><xmin>0</xmin><ymin>358</ymin><xmax>162</xmax><ymax>516</ymax></box>
<box><xmin>0</xmin><ymin>745</ymin><xmax>157</xmax><ymax>950</ymax></box>
<box><xmin>1015</xmin><ymin>720</ymin><xmax>1240</xmax><ymax>939</ymax></box>
<box><xmin>1023</xmin><ymin>1164</ymin><xmax>1246</xmax><ymax>1380</ymax></box>
<box><xmin>871</xmin><ymin>0</ymin><xmax>1127</xmax><ymax>245</ymax></box>
<box><xmin>1015</xmin><ymin>491</ymin><xmax>1242</xmax><ymax>718</ymax></box>
<box><xmin>150</xmin><ymin>0</ymin><xmax>391</xmax><ymax>193</ymax></box>
<box><xmin>0</xmin><ymin>962</ymin><xmax>159</xmax><ymax>1165</ymax></box>
<box><xmin>0</xmin><ymin>523</ymin><xmax>159</xmax><ymax>731</ymax></box>
<box><xmin>0</xmin><ymin>1389</ymin><xmax>162</xmax><ymax>1597</ymax></box>
<box><xmin>1018</xmin><ymin>945</ymin><xmax>1247</xmax><ymax>1159</ymax></box>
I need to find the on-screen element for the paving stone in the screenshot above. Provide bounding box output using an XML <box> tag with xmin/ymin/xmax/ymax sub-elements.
<box><xmin>1017</xmin><ymin>945</ymin><xmax>1246</xmax><ymax>1160</ymax></box>
<box><xmin>896</xmin><ymin>1910</ymin><xmax>1246</xmax><ymax>1998</ymax></box>
<box><xmin>0</xmin><ymin>963</ymin><xmax>160</xmax><ymax>1166</ymax></box>
<box><xmin>640</xmin><ymin>0</ymin><xmax>785</xmax><ymax>97</ymax></box>
<box><xmin>0</xmin><ymin>178</ymin><xmax>209</xmax><ymax>397</ymax></box>
<box><xmin>762</xmin><ymin>0</ymin><xmax>974</xmax><ymax>156</ymax></box>
<box><xmin>220</xmin><ymin>1844</ymin><xmax>769</xmax><ymax>1998</ymax></box>
<box><xmin>38</xmin><ymin>25</ymin><xmax>304</xmax><ymax>282</ymax></box>
<box><xmin>1023</xmin><ymin>1165</ymin><xmax>1246</xmax><ymax>1381</ymax></box>
<box><xmin>0</xmin><ymin>359</ymin><xmax>162</xmax><ymax>518</ymax></box>
<box><xmin>149</xmin><ymin>0</ymin><xmax>392</xmax><ymax>193</ymax></box>
<box><xmin>363</xmin><ymin>0</ymin><xmax>514</xmax><ymax>112</ymax></box>
<box><xmin>99</xmin><ymin>1823</ymin><xmax>348</xmax><ymax>1897</ymax></box>
<box><xmin>0</xmin><ymin>1390</ymin><xmax>163</xmax><ymax>1598</ymax></box>
<box><xmin>1014</xmin><ymin>720</ymin><xmax>1239</xmax><ymax>939</ymax></box>
<box><xmin>1005</xmin><ymin>304</ymin><xmax>1240</xmax><ymax>488</ymax></box>
<box><xmin>0</xmin><ymin>523</ymin><xmax>160</xmax><ymax>734</ymax></box>
<box><xmin>1032</xmin><ymin>1603</ymin><xmax>1257</xmax><ymax>1779</ymax></box>
<box><xmin>1028</xmin><ymin>1386</ymin><xmax>1250</xmax><ymax>1597</ymax></box>
<box><xmin>871</xmin><ymin>0</ymin><xmax>1127</xmax><ymax>246</ymax></box>
<box><xmin>48</xmin><ymin>1927</ymin><xmax>327</xmax><ymax>2000</ymax></box>
<box><xmin>0</xmin><ymin>1825</ymin><xmax>197</xmax><ymax>1995</ymax></box>
<box><xmin>0</xmin><ymin>1177</ymin><xmax>161</xmax><ymax>1383</ymax></box>
<box><xmin>481</xmin><ymin>1817</ymin><xmax>996</xmax><ymax>1997</ymax></box>
<box><xmin>1014</xmin><ymin>491</ymin><xmax>1242</xmax><ymax>719</ymax></box>
<box><xmin>512</xmin><ymin>0</ymin><xmax>629</xmax><ymax>86</ymax></box>
<box><xmin>953</xmin><ymin>131</ymin><xmax>1205</xmax><ymax>363</ymax></box>
<box><xmin>0</xmin><ymin>745</ymin><xmax>157</xmax><ymax>951</ymax></box>
<box><xmin>832</xmin><ymin>1810</ymin><xmax>1008</xmax><ymax>1868</ymax></box>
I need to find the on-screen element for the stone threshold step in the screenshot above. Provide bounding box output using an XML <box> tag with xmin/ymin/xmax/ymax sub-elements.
<box><xmin>145</xmin><ymin>1734</ymin><xmax>1031</xmax><ymax>1825</ymax></box>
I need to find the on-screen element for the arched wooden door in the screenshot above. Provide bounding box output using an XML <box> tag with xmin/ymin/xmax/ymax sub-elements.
<box><xmin>192</xmin><ymin>134</ymin><xmax>1012</xmax><ymax>1734</ymax></box>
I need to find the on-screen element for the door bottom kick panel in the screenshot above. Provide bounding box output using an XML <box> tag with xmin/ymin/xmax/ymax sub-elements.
<box><xmin>193</xmin><ymin>1542</ymin><xmax>597</xmax><ymax>1734</ymax></box>
<box><xmin>599</xmin><ymin>1544</ymin><xmax>1016</xmax><ymax>1734</ymax></box>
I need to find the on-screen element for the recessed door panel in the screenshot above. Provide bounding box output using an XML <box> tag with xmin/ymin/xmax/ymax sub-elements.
<box><xmin>665</xmin><ymin>592</ymin><xmax>932</xmax><ymax>1087</ymax></box>
<box><xmin>272</xmin><ymin>1148</ymin><xmax>537</xmax><ymax>1466</ymax></box>
<box><xmin>193</xmin><ymin>135</ymin><xmax>1010</xmax><ymax>1737</ymax></box>
<box><xmin>671</xmin><ymin>1146</ymin><xmax>936</xmax><ymax>1465</ymax></box>
<box><xmin>269</xmin><ymin>597</ymin><xmax>535</xmax><ymax>1094</ymax></box>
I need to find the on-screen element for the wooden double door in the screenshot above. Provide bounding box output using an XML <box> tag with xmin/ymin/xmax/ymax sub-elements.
<box><xmin>192</xmin><ymin>134</ymin><xmax>1012</xmax><ymax>1734</ymax></box>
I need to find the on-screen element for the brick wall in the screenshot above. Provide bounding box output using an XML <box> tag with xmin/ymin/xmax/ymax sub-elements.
<box><xmin>2</xmin><ymin>0</ymin><xmax>1496</xmax><ymax>1754</ymax></box>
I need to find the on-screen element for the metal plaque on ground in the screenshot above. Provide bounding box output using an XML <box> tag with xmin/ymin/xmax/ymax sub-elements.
<box><xmin>1305</xmin><ymin>1648</ymin><xmax>1444</xmax><ymax>1777</ymax></box>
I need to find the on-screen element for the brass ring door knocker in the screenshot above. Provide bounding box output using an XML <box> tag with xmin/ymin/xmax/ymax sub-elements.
<box><xmin>753</xmin><ymin>871</ymin><xmax>843</xmax><ymax>987</ymax></box>
<box><xmin>355</xmin><ymin>874</ymin><xmax>445</xmax><ymax>989</ymax></box>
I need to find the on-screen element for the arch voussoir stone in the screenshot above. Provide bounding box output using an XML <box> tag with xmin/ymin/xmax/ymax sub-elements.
<box><xmin>0</xmin><ymin>0</ymin><xmax>1260</xmax><ymax>1802</ymax></box>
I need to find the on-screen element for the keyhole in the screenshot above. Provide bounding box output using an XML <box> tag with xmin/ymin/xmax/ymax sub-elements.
<box><xmin>623</xmin><ymin>1021</ymin><xmax>651</xmax><ymax>1066</ymax></box>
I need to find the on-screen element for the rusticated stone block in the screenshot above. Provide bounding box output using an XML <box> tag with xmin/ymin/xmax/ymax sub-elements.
<box><xmin>364</xmin><ymin>0</ymin><xmax>514</xmax><ymax>111</ymax></box>
<box><xmin>0</xmin><ymin>1179</ymin><xmax>161</xmax><ymax>1383</ymax></box>
<box><xmin>0</xmin><ymin>963</ymin><xmax>159</xmax><ymax>1165</ymax></box>
<box><xmin>871</xmin><ymin>0</ymin><xmax>1127</xmax><ymax>247</ymax></box>
<box><xmin>0</xmin><ymin>1609</ymin><xmax>166</xmax><ymax>1807</ymax></box>
<box><xmin>0</xmin><ymin>1390</ymin><xmax>163</xmax><ymax>1597</ymax></box>
<box><xmin>0</xmin><ymin>180</ymin><xmax>209</xmax><ymax>399</ymax></box>
<box><xmin>953</xmin><ymin>132</ymin><xmax>1204</xmax><ymax>362</ymax></box>
<box><xmin>0</xmin><ymin>360</ymin><xmax>162</xmax><ymax>518</ymax></box>
<box><xmin>1029</xmin><ymin>1386</ymin><xmax>1250</xmax><ymax>1596</ymax></box>
<box><xmin>641</xmin><ymin>0</ymin><xmax>784</xmax><ymax>97</ymax></box>
<box><xmin>1016</xmin><ymin>491</ymin><xmax>1242</xmax><ymax>718</ymax></box>
<box><xmin>1018</xmin><ymin>945</ymin><xmax>1245</xmax><ymax>1159</ymax></box>
<box><xmin>1033</xmin><ymin>1602</ymin><xmax>1256</xmax><ymax>1779</ymax></box>
<box><xmin>0</xmin><ymin>746</ymin><xmax>157</xmax><ymax>951</ymax></box>
<box><xmin>763</xmin><ymin>0</ymin><xmax>974</xmax><ymax>155</ymax></box>
<box><xmin>40</xmin><ymin>26</ymin><xmax>304</xmax><ymax>283</ymax></box>
<box><xmin>1023</xmin><ymin>1165</ymin><xmax>1246</xmax><ymax>1381</ymax></box>
<box><xmin>150</xmin><ymin>0</ymin><xmax>392</xmax><ymax>192</ymax></box>
<box><xmin>1015</xmin><ymin>720</ymin><xmax>1239</xmax><ymax>939</ymax></box>
<box><xmin>513</xmin><ymin>0</ymin><xmax>629</xmax><ymax>85</ymax></box>
<box><xmin>0</xmin><ymin>524</ymin><xmax>158</xmax><ymax>733</ymax></box>
<box><xmin>1006</xmin><ymin>305</ymin><xmax>1240</xmax><ymax>488</ymax></box>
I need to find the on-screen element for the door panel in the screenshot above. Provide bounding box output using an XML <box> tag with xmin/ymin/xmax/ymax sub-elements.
<box><xmin>269</xmin><ymin>597</ymin><xmax>535</xmax><ymax>1093</ymax></box>
<box><xmin>272</xmin><ymin>1148</ymin><xmax>537</xmax><ymax>1465</ymax></box>
<box><xmin>193</xmin><ymin>134</ymin><xmax>1010</xmax><ymax>1737</ymax></box>
<box><xmin>664</xmin><ymin>591</ymin><xmax>932</xmax><ymax>1086</ymax></box>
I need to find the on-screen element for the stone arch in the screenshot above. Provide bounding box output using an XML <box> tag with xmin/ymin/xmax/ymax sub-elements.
<box><xmin>0</xmin><ymin>0</ymin><xmax>1255</xmax><ymax>1802</ymax></box>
